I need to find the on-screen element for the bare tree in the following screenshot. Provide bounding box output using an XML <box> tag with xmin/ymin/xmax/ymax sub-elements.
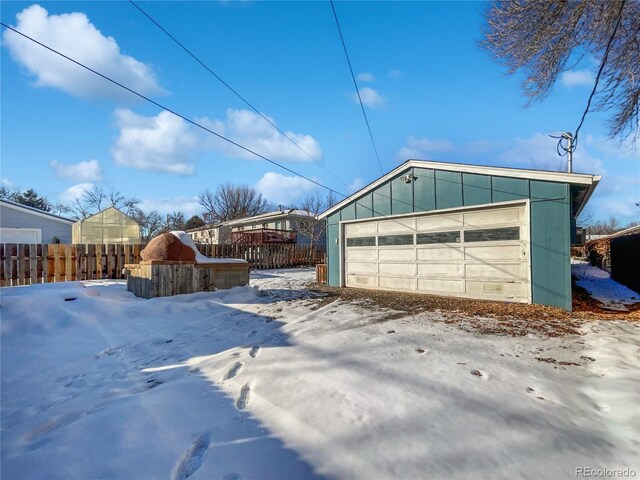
<box><xmin>165</xmin><ymin>211</ymin><xmax>187</xmax><ymax>231</ymax></box>
<box><xmin>295</xmin><ymin>192</ymin><xmax>335</xmax><ymax>254</ymax></box>
<box><xmin>59</xmin><ymin>186</ymin><xmax>140</xmax><ymax>220</ymax></box>
<box><xmin>482</xmin><ymin>0</ymin><xmax>640</xmax><ymax>141</ymax></box>
<box><xmin>129</xmin><ymin>208</ymin><xmax>165</xmax><ymax>242</ymax></box>
<box><xmin>199</xmin><ymin>184</ymin><xmax>269</xmax><ymax>224</ymax></box>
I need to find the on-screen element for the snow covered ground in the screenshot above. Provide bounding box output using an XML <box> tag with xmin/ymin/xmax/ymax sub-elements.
<box><xmin>572</xmin><ymin>261</ymin><xmax>640</xmax><ymax>311</ymax></box>
<box><xmin>2</xmin><ymin>269</ymin><xmax>639</xmax><ymax>479</ymax></box>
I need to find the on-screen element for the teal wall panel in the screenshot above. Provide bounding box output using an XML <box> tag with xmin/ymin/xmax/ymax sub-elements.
<box><xmin>435</xmin><ymin>170</ymin><xmax>463</xmax><ymax>209</ymax></box>
<box><xmin>530</xmin><ymin>181</ymin><xmax>571</xmax><ymax>310</ymax></box>
<box><xmin>372</xmin><ymin>182</ymin><xmax>391</xmax><ymax>217</ymax></box>
<box><xmin>391</xmin><ymin>172</ymin><xmax>413</xmax><ymax>215</ymax></box>
<box><xmin>413</xmin><ymin>168</ymin><xmax>435</xmax><ymax>212</ymax></box>
<box><xmin>326</xmin><ymin>213</ymin><xmax>341</xmax><ymax>286</ymax></box>
<box><xmin>492</xmin><ymin>177</ymin><xmax>529</xmax><ymax>202</ymax></box>
<box><xmin>341</xmin><ymin>202</ymin><xmax>356</xmax><ymax>221</ymax></box>
<box><xmin>355</xmin><ymin>193</ymin><xmax>373</xmax><ymax>219</ymax></box>
<box><xmin>462</xmin><ymin>173</ymin><xmax>491</xmax><ymax>206</ymax></box>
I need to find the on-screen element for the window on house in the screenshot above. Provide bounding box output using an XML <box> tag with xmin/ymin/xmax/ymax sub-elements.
<box><xmin>416</xmin><ymin>231</ymin><xmax>461</xmax><ymax>244</ymax></box>
<box><xmin>464</xmin><ymin>227</ymin><xmax>520</xmax><ymax>242</ymax></box>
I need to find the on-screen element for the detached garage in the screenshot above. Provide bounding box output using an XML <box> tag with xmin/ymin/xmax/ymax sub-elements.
<box><xmin>319</xmin><ymin>160</ymin><xmax>600</xmax><ymax>311</ymax></box>
<box><xmin>0</xmin><ymin>199</ymin><xmax>74</xmax><ymax>244</ymax></box>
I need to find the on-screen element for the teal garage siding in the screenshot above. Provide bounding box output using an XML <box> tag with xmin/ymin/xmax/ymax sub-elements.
<box><xmin>325</xmin><ymin>166</ymin><xmax>574</xmax><ymax>310</ymax></box>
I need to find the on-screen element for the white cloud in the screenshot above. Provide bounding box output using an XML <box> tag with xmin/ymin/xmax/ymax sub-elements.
<box><xmin>255</xmin><ymin>172</ymin><xmax>318</xmax><ymax>207</ymax></box>
<box><xmin>59</xmin><ymin>182</ymin><xmax>94</xmax><ymax>203</ymax></box>
<box><xmin>199</xmin><ymin>109</ymin><xmax>322</xmax><ymax>162</ymax></box>
<box><xmin>111</xmin><ymin>109</ymin><xmax>199</xmax><ymax>175</ymax></box>
<box><xmin>348</xmin><ymin>177</ymin><xmax>364</xmax><ymax>193</ymax></box>
<box><xmin>49</xmin><ymin>159</ymin><xmax>102</xmax><ymax>182</ymax></box>
<box><xmin>396</xmin><ymin>136</ymin><xmax>454</xmax><ymax>161</ymax></box>
<box><xmin>560</xmin><ymin>69</ymin><xmax>594</xmax><ymax>88</ymax></box>
<box><xmin>2</xmin><ymin>178</ymin><xmax>14</xmax><ymax>188</ymax></box>
<box><xmin>387</xmin><ymin>69</ymin><xmax>402</xmax><ymax>79</ymax></box>
<box><xmin>357</xmin><ymin>72</ymin><xmax>375</xmax><ymax>83</ymax></box>
<box><xmin>353</xmin><ymin>87</ymin><xmax>386</xmax><ymax>109</ymax></box>
<box><xmin>2</xmin><ymin>4</ymin><xmax>164</xmax><ymax>100</ymax></box>
<box><xmin>138</xmin><ymin>196</ymin><xmax>201</xmax><ymax>218</ymax></box>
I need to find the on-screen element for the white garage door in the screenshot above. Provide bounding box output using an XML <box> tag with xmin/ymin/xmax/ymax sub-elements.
<box><xmin>0</xmin><ymin>228</ymin><xmax>42</xmax><ymax>244</ymax></box>
<box><xmin>343</xmin><ymin>203</ymin><xmax>531</xmax><ymax>303</ymax></box>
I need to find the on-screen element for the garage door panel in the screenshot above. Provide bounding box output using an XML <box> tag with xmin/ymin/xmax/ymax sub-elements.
<box><xmin>417</xmin><ymin>278</ymin><xmax>463</xmax><ymax>293</ymax></box>
<box><xmin>346</xmin><ymin>275</ymin><xmax>377</xmax><ymax>287</ymax></box>
<box><xmin>465</xmin><ymin>281</ymin><xmax>527</xmax><ymax>301</ymax></box>
<box><xmin>465</xmin><ymin>263</ymin><xmax>525</xmax><ymax>279</ymax></box>
<box><xmin>345</xmin><ymin>222</ymin><xmax>377</xmax><ymax>236</ymax></box>
<box><xmin>463</xmin><ymin>207</ymin><xmax>522</xmax><ymax>227</ymax></box>
<box><xmin>379</xmin><ymin>263</ymin><xmax>416</xmax><ymax>275</ymax></box>
<box><xmin>378</xmin><ymin>249</ymin><xmax>414</xmax><ymax>261</ymax></box>
<box><xmin>377</xmin><ymin>218</ymin><xmax>415</xmax><ymax>233</ymax></box>
<box><xmin>347</xmin><ymin>249</ymin><xmax>377</xmax><ymax>261</ymax></box>
<box><xmin>416</xmin><ymin>214</ymin><xmax>462</xmax><ymax>231</ymax></box>
<box><xmin>417</xmin><ymin>247</ymin><xmax>463</xmax><ymax>261</ymax></box>
<box><xmin>347</xmin><ymin>262</ymin><xmax>378</xmax><ymax>274</ymax></box>
<box><xmin>417</xmin><ymin>263</ymin><xmax>463</xmax><ymax>278</ymax></box>
<box><xmin>465</xmin><ymin>245</ymin><xmax>521</xmax><ymax>261</ymax></box>
<box><xmin>380</xmin><ymin>276</ymin><xmax>415</xmax><ymax>290</ymax></box>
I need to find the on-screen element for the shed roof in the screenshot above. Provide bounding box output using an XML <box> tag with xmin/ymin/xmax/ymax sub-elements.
<box><xmin>319</xmin><ymin>159</ymin><xmax>601</xmax><ymax>219</ymax></box>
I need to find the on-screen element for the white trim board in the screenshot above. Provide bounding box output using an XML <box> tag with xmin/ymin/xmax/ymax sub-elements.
<box><xmin>320</xmin><ymin>159</ymin><xmax>600</xmax><ymax>219</ymax></box>
<box><xmin>1</xmin><ymin>200</ymin><xmax>75</xmax><ymax>224</ymax></box>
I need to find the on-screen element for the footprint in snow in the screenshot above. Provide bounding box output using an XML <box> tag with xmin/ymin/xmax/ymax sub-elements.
<box><xmin>246</xmin><ymin>330</ymin><xmax>257</xmax><ymax>339</ymax></box>
<box><xmin>237</xmin><ymin>384</ymin><xmax>251</xmax><ymax>410</ymax></box>
<box><xmin>223</xmin><ymin>362</ymin><xmax>243</xmax><ymax>381</ymax></box>
<box><xmin>171</xmin><ymin>433</ymin><xmax>210</xmax><ymax>480</ymax></box>
<box><xmin>249</xmin><ymin>346</ymin><xmax>260</xmax><ymax>358</ymax></box>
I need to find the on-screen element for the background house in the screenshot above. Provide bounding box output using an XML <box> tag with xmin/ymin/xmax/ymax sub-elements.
<box><xmin>72</xmin><ymin>207</ymin><xmax>141</xmax><ymax>244</ymax></box>
<box><xmin>224</xmin><ymin>209</ymin><xmax>324</xmax><ymax>245</ymax></box>
<box><xmin>186</xmin><ymin>224</ymin><xmax>231</xmax><ymax>245</ymax></box>
<box><xmin>319</xmin><ymin>159</ymin><xmax>600</xmax><ymax>311</ymax></box>
<box><xmin>0</xmin><ymin>199</ymin><xmax>74</xmax><ymax>243</ymax></box>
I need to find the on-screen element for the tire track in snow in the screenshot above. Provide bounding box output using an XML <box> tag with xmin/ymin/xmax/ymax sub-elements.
<box><xmin>171</xmin><ymin>433</ymin><xmax>210</xmax><ymax>480</ymax></box>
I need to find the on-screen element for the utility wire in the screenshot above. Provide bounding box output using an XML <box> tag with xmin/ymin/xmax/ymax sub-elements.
<box><xmin>128</xmin><ymin>0</ymin><xmax>349</xmax><ymax>189</ymax></box>
<box><xmin>572</xmin><ymin>0</ymin><xmax>626</xmax><ymax>149</ymax></box>
<box><xmin>0</xmin><ymin>22</ymin><xmax>344</xmax><ymax>199</ymax></box>
<box><xmin>329</xmin><ymin>0</ymin><xmax>384</xmax><ymax>176</ymax></box>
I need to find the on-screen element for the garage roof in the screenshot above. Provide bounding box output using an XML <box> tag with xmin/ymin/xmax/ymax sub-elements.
<box><xmin>319</xmin><ymin>159</ymin><xmax>601</xmax><ymax>219</ymax></box>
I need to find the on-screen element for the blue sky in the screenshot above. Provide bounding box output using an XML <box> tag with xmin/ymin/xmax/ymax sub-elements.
<box><xmin>1</xmin><ymin>1</ymin><xmax>638</xmax><ymax>223</ymax></box>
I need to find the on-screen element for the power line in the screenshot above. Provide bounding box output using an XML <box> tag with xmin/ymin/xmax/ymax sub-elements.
<box><xmin>0</xmin><ymin>22</ymin><xmax>344</xmax><ymax>200</ymax></box>
<box><xmin>329</xmin><ymin>0</ymin><xmax>384</xmax><ymax>176</ymax></box>
<box><xmin>128</xmin><ymin>0</ymin><xmax>349</xmax><ymax>189</ymax></box>
<box><xmin>572</xmin><ymin>0</ymin><xmax>626</xmax><ymax>149</ymax></box>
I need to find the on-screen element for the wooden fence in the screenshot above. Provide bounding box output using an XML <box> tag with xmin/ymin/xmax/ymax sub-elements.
<box><xmin>0</xmin><ymin>243</ymin><xmax>325</xmax><ymax>287</ymax></box>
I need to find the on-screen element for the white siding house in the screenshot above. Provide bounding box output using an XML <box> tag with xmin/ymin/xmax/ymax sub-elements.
<box><xmin>0</xmin><ymin>199</ymin><xmax>74</xmax><ymax>243</ymax></box>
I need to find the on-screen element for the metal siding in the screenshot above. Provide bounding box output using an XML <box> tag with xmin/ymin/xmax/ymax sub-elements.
<box><xmin>391</xmin><ymin>173</ymin><xmax>413</xmax><ymax>215</ymax></box>
<box><xmin>462</xmin><ymin>173</ymin><xmax>491</xmax><ymax>206</ymax></box>
<box><xmin>355</xmin><ymin>193</ymin><xmax>373</xmax><ymax>219</ymax></box>
<box><xmin>492</xmin><ymin>177</ymin><xmax>529</xmax><ymax>202</ymax></box>
<box><xmin>435</xmin><ymin>170</ymin><xmax>463</xmax><ymax>209</ymax></box>
<box><xmin>372</xmin><ymin>182</ymin><xmax>392</xmax><ymax>217</ymax></box>
<box><xmin>326</xmin><ymin>214</ymin><xmax>341</xmax><ymax>286</ymax></box>
<box><xmin>413</xmin><ymin>168</ymin><xmax>436</xmax><ymax>212</ymax></box>
<box><xmin>530</xmin><ymin>181</ymin><xmax>571</xmax><ymax>310</ymax></box>
<box><xmin>0</xmin><ymin>204</ymin><xmax>72</xmax><ymax>243</ymax></box>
